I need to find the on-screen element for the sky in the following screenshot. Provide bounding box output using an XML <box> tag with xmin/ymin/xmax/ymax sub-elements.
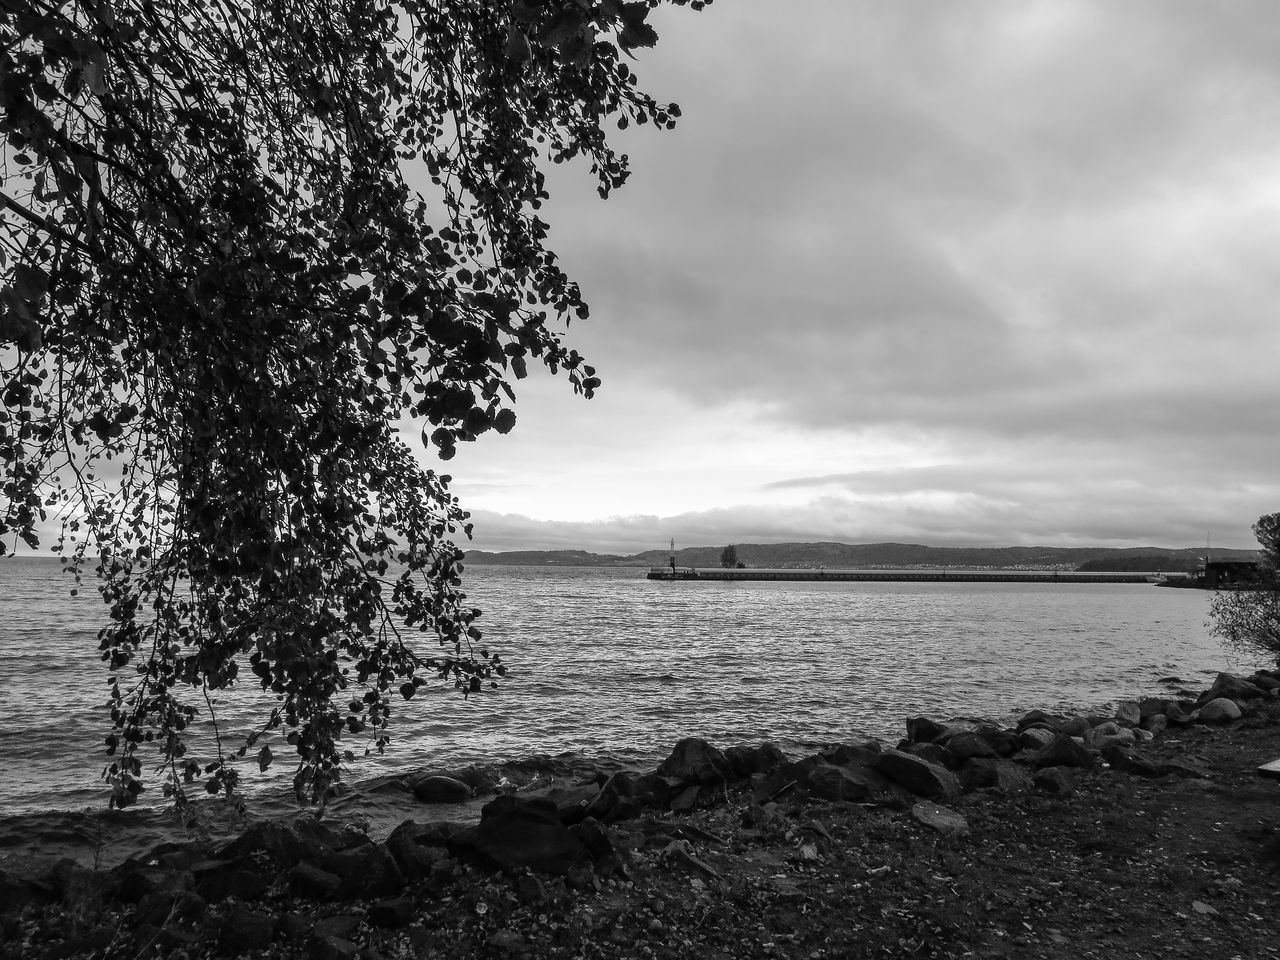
<box><xmin>431</xmin><ymin>0</ymin><xmax>1280</xmax><ymax>555</ymax></box>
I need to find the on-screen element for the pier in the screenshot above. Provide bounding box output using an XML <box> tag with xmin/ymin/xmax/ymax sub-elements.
<box><xmin>647</xmin><ymin>567</ymin><xmax>1168</xmax><ymax>584</ymax></box>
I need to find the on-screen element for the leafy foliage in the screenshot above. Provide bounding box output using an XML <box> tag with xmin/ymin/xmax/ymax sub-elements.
<box><xmin>1210</xmin><ymin>513</ymin><xmax>1280</xmax><ymax>665</ymax></box>
<box><xmin>0</xmin><ymin>0</ymin><xmax>708</xmax><ymax>808</ymax></box>
<box><xmin>719</xmin><ymin>544</ymin><xmax>737</xmax><ymax>568</ymax></box>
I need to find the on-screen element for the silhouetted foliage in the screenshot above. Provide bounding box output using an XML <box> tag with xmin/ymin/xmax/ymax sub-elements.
<box><xmin>0</xmin><ymin>0</ymin><xmax>707</xmax><ymax>808</ymax></box>
<box><xmin>719</xmin><ymin>544</ymin><xmax>737</xmax><ymax>568</ymax></box>
<box><xmin>1210</xmin><ymin>513</ymin><xmax>1280</xmax><ymax>664</ymax></box>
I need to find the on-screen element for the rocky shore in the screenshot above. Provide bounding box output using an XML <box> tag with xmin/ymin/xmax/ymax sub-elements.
<box><xmin>5</xmin><ymin>668</ymin><xmax>1280</xmax><ymax>959</ymax></box>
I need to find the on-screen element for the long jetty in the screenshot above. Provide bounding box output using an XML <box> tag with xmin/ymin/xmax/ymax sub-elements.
<box><xmin>647</xmin><ymin>567</ymin><xmax>1168</xmax><ymax>584</ymax></box>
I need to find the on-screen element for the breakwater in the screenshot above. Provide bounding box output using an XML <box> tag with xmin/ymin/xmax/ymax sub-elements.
<box><xmin>647</xmin><ymin>566</ymin><xmax>1168</xmax><ymax>584</ymax></box>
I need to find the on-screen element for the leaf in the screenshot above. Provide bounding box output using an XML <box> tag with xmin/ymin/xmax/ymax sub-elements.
<box><xmin>257</xmin><ymin>744</ymin><xmax>273</xmax><ymax>771</ymax></box>
<box><xmin>493</xmin><ymin>408</ymin><xmax>517</xmax><ymax>434</ymax></box>
<box><xmin>14</xmin><ymin>264</ymin><xmax>49</xmax><ymax>301</ymax></box>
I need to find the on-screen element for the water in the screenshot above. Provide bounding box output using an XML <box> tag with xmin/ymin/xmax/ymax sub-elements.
<box><xmin>0</xmin><ymin>557</ymin><xmax>1251</xmax><ymax>823</ymax></box>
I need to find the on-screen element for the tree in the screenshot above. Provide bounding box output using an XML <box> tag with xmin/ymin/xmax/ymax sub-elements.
<box><xmin>1</xmin><ymin>0</ymin><xmax>709</xmax><ymax>809</ymax></box>
<box><xmin>719</xmin><ymin>544</ymin><xmax>737</xmax><ymax>568</ymax></box>
<box><xmin>1209</xmin><ymin>513</ymin><xmax>1280</xmax><ymax>664</ymax></box>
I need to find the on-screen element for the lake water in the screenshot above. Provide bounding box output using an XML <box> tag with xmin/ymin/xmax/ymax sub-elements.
<box><xmin>0</xmin><ymin>557</ymin><xmax>1252</xmax><ymax>826</ymax></box>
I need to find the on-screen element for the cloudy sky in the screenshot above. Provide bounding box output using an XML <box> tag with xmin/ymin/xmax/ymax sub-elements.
<box><xmin>441</xmin><ymin>1</ymin><xmax>1280</xmax><ymax>554</ymax></box>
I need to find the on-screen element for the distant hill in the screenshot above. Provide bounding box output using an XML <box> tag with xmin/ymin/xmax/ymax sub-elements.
<box><xmin>462</xmin><ymin>541</ymin><xmax>1260</xmax><ymax>570</ymax></box>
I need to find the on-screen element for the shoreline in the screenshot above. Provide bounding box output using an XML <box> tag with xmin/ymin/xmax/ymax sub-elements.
<box><xmin>5</xmin><ymin>667</ymin><xmax>1280</xmax><ymax>958</ymax></box>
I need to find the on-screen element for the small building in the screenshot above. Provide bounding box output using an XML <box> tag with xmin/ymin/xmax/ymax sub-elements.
<box><xmin>1203</xmin><ymin>560</ymin><xmax>1263</xmax><ymax>589</ymax></box>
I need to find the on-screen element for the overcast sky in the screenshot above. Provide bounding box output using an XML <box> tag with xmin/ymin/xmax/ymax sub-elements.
<box><xmin>434</xmin><ymin>0</ymin><xmax>1280</xmax><ymax>555</ymax></box>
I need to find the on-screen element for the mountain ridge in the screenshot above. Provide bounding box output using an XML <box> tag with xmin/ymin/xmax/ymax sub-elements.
<box><xmin>462</xmin><ymin>541</ymin><xmax>1259</xmax><ymax>572</ymax></box>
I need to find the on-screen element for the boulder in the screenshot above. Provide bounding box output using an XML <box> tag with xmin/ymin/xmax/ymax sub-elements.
<box><xmin>1197</xmin><ymin>698</ymin><xmax>1243</xmax><ymax>724</ymax></box>
<box><xmin>805</xmin><ymin>762</ymin><xmax>880</xmax><ymax>803</ymax></box>
<box><xmin>474</xmin><ymin>796</ymin><xmax>591</xmax><ymax>877</ymax></box>
<box><xmin>287</xmin><ymin>861</ymin><xmax>342</xmax><ymax>901</ymax></box>
<box><xmin>1086</xmin><ymin>725</ymin><xmax>1136</xmax><ymax>750</ymax></box>
<box><xmin>1251</xmin><ymin>673</ymin><xmax>1280</xmax><ymax>692</ymax></box>
<box><xmin>1033</xmin><ymin>767</ymin><xmax>1076</xmax><ymax>796</ymax></box>
<box><xmin>331</xmin><ymin>841</ymin><xmax>404</xmax><ymax>900</ymax></box>
<box><xmin>1059</xmin><ymin>716</ymin><xmax>1091</xmax><ymax>737</ymax></box>
<box><xmin>901</xmin><ymin>742</ymin><xmax>949</xmax><ymax>766</ymax></box>
<box><xmin>911</xmin><ymin>801</ymin><xmax>969</xmax><ymax>836</ymax></box>
<box><xmin>874</xmin><ymin>748</ymin><xmax>961</xmax><ymax>801</ymax></box>
<box><xmin>1160</xmin><ymin>756</ymin><xmax>1212</xmax><ymax>778</ymax></box>
<box><xmin>412</xmin><ymin>775</ymin><xmax>472</xmax><ymax>804</ymax></box>
<box><xmin>1114</xmin><ymin>701</ymin><xmax>1142</xmax><ymax>728</ymax></box>
<box><xmin>192</xmin><ymin>858</ymin><xmax>269</xmax><ymax>903</ymax></box>
<box><xmin>1100</xmin><ymin>744</ymin><xmax>1164</xmax><ymax>777</ymax></box>
<box><xmin>959</xmin><ymin>759</ymin><xmax>1032</xmax><ymax>794</ymax></box>
<box><xmin>1017</xmin><ymin>727</ymin><xmax>1055</xmax><ymax>751</ymax></box>
<box><xmin>1141</xmin><ymin>714</ymin><xmax>1169</xmax><ymax>736</ymax></box>
<box><xmin>657</xmin><ymin>738</ymin><xmax>732</xmax><ymax>786</ymax></box>
<box><xmin>569</xmin><ymin>817</ymin><xmax>627</xmax><ymax>878</ymax></box>
<box><xmin>1034</xmin><ymin>734</ymin><xmax>1095</xmax><ymax>770</ymax></box>
<box><xmin>1134</xmin><ymin>728</ymin><xmax>1155</xmax><ymax>743</ymax></box>
<box><xmin>1199</xmin><ymin>672</ymin><xmax>1265</xmax><ymax>704</ymax></box>
<box><xmin>944</xmin><ymin>732</ymin><xmax>998</xmax><ymax>765</ymax></box>
<box><xmin>821</xmin><ymin>741</ymin><xmax>881</xmax><ymax>767</ymax></box>
<box><xmin>218</xmin><ymin>817</ymin><xmax>338</xmax><ymax>870</ymax></box>
<box><xmin>367</xmin><ymin>896</ymin><xmax>416</xmax><ymax>929</ymax></box>
<box><xmin>1164</xmin><ymin>701</ymin><xmax>1197</xmax><ymax>725</ymax></box>
<box><xmin>1016</xmin><ymin>710</ymin><xmax>1062</xmax><ymax>731</ymax></box>
<box><xmin>973</xmin><ymin>725</ymin><xmax>1019</xmax><ymax>757</ymax></box>
<box><xmin>724</xmin><ymin>742</ymin><xmax>786</xmax><ymax>779</ymax></box>
<box><xmin>1137</xmin><ymin>697</ymin><xmax>1170</xmax><ymax>720</ymax></box>
<box><xmin>385</xmin><ymin>820</ymin><xmax>451</xmax><ymax>881</ymax></box>
<box><xmin>906</xmin><ymin>716</ymin><xmax>950</xmax><ymax>743</ymax></box>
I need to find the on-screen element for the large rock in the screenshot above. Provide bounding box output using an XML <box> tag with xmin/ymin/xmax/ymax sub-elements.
<box><xmin>911</xmin><ymin>801</ymin><xmax>969</xmax><ymax>836</ymax></box>
<box><xmin>906</xmin><ymin>716</ymin><xmax>950</xmax><ymax>743</ymax></box>
<box><xmin>219</xmin><ymin>902</ymin><xmax>275</xmax><ymax>953</ymax></box>
<box><xmin>475</xmin><ymin>796</ymin><xmax>591</xmax><ymax>877</ymax></box>
<box><xmin>943</xmin><ymin>732</ymin><xmax>997</xmax><ymax>765</ymax></box>
<box><xmin>973</xmin><ymin>725</ymin><xmax>1019</xmax><ymax>757</ymax></box>
<box><xmin>192</xmin><ymin>858</ymin><xmax>269</xmax><ymax>903</ymax></box>
<box><xmin>724</xmin><ymin>742</ymin><xmax>786</xmax><ymax>779</ymax></box>
<box><xmin>959</xmin><ymin>759</ymin><xmax>1032</xmax><ymax>794</ymax></box>
<box><xmin>412</xmin><ymin>775</ymin><xmax>472</xmax><ymax>804</ymax></box>
<box><xmin>1199</xmin><ymin>673</ymin><xmax>1265</xmax><ymax>704</ymax></box>
<box><xmin>1141</xmin><ymin>714</ymin><xmax>1169</xmax><ymax>736</ymax></box>
<box><xmin>1034</xmin><ymin>734</ymin><xmax>1095</xmax><ymax>769</ymax></box>
<box><xmin>1016</xmin><ymin>710</ymin><xmax>1062</xmax><ymax>731</ymax></box>
<box><xmin>874</xmin><ymin>748</ymin><xmax>961</xmax><ymax>800</ymax></box>
<box><xmin>820</xmin><ymin>741</ymin><xmax>881</xmax><ymax>767</ymax></box>
<box><xmin>657</xmin><ymin>738</ymin><xmax>732</xmax><ymax>786</ymax></box>
<box><xmin>1113</xmin><ymin>701</ymin><xmax>1142</xmax><ymax>727</ymax></box>
<box><xmin>218</xmin><ymin>817</ymin><xmax>339</xmax><ymax>870</ymax></box>
<box><xmin>1059</xmin><ymin>716</ymin><xmax>1091</xmax><ymax>737</ymax></box>
<box><xmin>330</xmin><ymin>842</ymin><xmax>404</xmax><ymax>900</ymax></box>
<box><xmin>1033</xmin><ymin>766</ymin><xmax>1076</xmax><ymax>796</ymax></box>
<box><xmin>805</xmin><ymin>762</ymin><xmax>881</xmax><ymax>803</ymax></box>
<box><xmin>1197</xmin><ymin>698</ymin><xmax>1243</xmax><ymax>724</ymax></box>
<box><xmin>1100</xmin><ymin>744</ymin><xmax>1164</xmax><ymax>777</ymax></box>
<box><xmin>1017</xmin><ymin>727</ymin><xmax>1055</xmax><ymax>751</ymax></box>
<box><xmin>385</xmin><ymin>821</ymin><xmax>451</xmax><ymax>881</ymax></box>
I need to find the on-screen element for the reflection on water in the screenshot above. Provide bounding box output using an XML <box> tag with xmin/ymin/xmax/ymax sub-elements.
<box><xmin>0</xmin><ymin>557</ymin><xmax>1241</xmax><ymax>817</ymax></box>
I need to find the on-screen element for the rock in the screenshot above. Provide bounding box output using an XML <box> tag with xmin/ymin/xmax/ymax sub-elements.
<box><xmin>1114</xmin><ymin>701</ymin><xmax>1142</xmax><ymax>727</ymax></box>
<box><xmin>1034</xmin><ymin>734</ymin><xmax>1095</xmax><ymax>769</ymax></box>
<box><xmin>288</xmin><ymin>861</ymin><xmax>343</xmax><ymax>901</ymax></box>
<box><xmin>724</xmin><ymin>743</ymin><xmax>785</xmax><ymax>779</ymax></box>
<box><xmin>1059</xmin><ymin>716</ymin><xmax>1091</xmax><ymax>737</ymax></box>
<box><xmin>742</xmin><ymin>802</ymin><xmax>789</xmax><ymax>832</ymax></box>
<box><xmin>113</xmin><ymin>866</ymin><xmax>192</xmax><ymax>904</ymax></box>
<box><xmin>1199</xmin><ymin>672</ymin><xmax>1265</xmax><ymax>704</ymax></box>
<box><xmin>1084</xmin><ymin>721</ymin><xmax>1121</xmax><ymax>744</ymax></box>
<box><xmin>668</xmin><ymin>784</ymin><xmax>701</xmax><ymax>812</ymax></box>
<box><xmin>385</xmin><ymin>820</ymin><xmax>451</xmax><ymax>881</ymax></box>
<box><xmin>1137</xmin><ymin>697</ymin><xmax>1169</xmax><ymax>720</ymax></box>
<box><xmin>1033</xmin><ymin>766</ymin><xmax>1076</xmax><ymax>796</ymax></box>
<box><xmin>545</xmin><ymin>782</ymin><xmax>602</xmax><ymax>825</ymax></box>
<box><xmin>513</xmin><ymin>873</ymin><xmax>547</xmax><ymax>905</ymax></box>
<box><xmin>906</xmin><ymin>716</ymin><xmax>950</xmax><ymax>743</ymax></box>
<box><xmin>330</xmin><ymin>841</ymin><xmax>405</xmax><ymax>900</ymax></box>
<box><xmin>218</xmin><ymin>902</ymin><xmax>274</xmax><ymax>953</ymax></box>
<box><xmin>570</xmin><ymin>817</ymin><xmax>627</xmax><ymax>878</ymax></box>
<box><xmin>1087</xmin><ymin>728</ymin><xmax>1137</xmax><ymax>751</ymax></box>
<box><xmin>973</xmin><ymin>725</ymin><xmax>1019</xmax><ymax>757</ymax></box>
<box><xmin>368</xmin><ymin>895</ymin><xmax>417</xmax><ymax>929</ymax></box>
<box><xmin>134</xmin><ymin>890</ymin><xmax>205</xmax><ymax>927</ymax></box>
<box><xmin>1160</xmin><ymin>756</ymin><xmax>1212</xmax><ymax>778</ymax></box>
<box><xmin>657</xmin><ymin>738</ymin><xmax>732</xmax><ymax>785</ymax></box>
<box><xmin>911</xmin><ymin>801</ymin><xmax>969</xmax><ymax>836</ymax></box>
<box><xmin>1017</xmin><ymin>727</ymin><xmax>1055</xmax><ymax>751</ymax></box>
<box><xmin>277</xmin><ymin>912</ymin><xmax>312</xmax><ymax>941</ymax></box>
<box><xmin>1016</xmin><ymin>710</ymin><xmax>1062</xmax><ymax>731</ymax></box>
<box><xmin>192</xmin><ymin>858</ymin><xmax>269</xmax><ymax>903</ymax></box>
<box><xmin>960</xmin><ymin>759</ymin><xmax>1032</xmax><ymax>794</ymax></box>
<box><xmin>1101</xmin><ymin>744</ymin><xmax>1164</xmax><ymax>777</ymax></box>
<box><xmin>902</xmin><ymin>742</ymin><xmax>949</xmax><ymax>767</ymax></box>
<box><xmin>820</xmin><ymin>741</ymin><xmax>881</xmax><ymax>767</ymax></box>
<box><xmin>806</xmin><ymin>762</ymin><xmax>880</xmax><ymax>803</ymax></box>
<box><xmin>1134</xmin><ymin>728</ymin><xmax>1155</xmax><ymax>743</ymax></box>
<box><xmin>1251</xmin><ymin>673</ymin><xmax>1280</xmax><ymax>691</ymax></box>
<box><xmin>218</xmin><ymin>817</ymin><xmax>338</xmax><ymax>870</ymax></box>
<box><xmin>1164</xmin><ymin>701</ymin><xmax>1197</xmax><ymax>725</ymax></box>
<box><xmin>1197</xmin><ymin>698</ymin><xmax>1243</xmax><ymax>724</ymax></box>
<box><xmin>944</xmin><ymin>732</ymin><xmax>998</xmax><ymax>765</ymax></box>
<box><xmin>1141</xmin><ymin>714</ymin><xmax>1169</xmax><ymax>736</ymax></box>
<box><xmin>412</xmin><ymin>774</ymin><xmax>472</xmax><ymax>804</ymax></box>
<box><xmin>875</xmin><ymin>748</ymin><xmax>961</xmax><ymax>800</ymax></box>
<box><xmin>475</xmin><ymin>796</ymin><xmax>591</xmax><ymax>877</ymax></box>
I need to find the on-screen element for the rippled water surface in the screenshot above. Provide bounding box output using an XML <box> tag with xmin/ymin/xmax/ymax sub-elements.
<box><xmin>0</xmin><ymin>557</ymin><xmax>1248</xmax><ymax>818</ymax></box>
